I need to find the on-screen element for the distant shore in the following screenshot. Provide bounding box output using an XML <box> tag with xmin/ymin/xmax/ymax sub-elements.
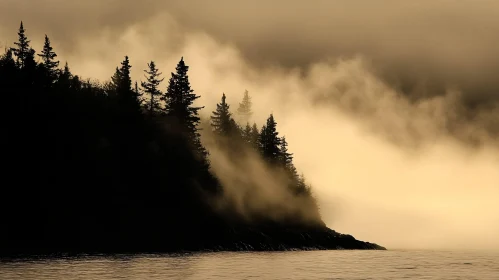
<box><xmin>0</xmin><ymin>225</ymin><xmax>385</xmax><ymax>258</ymax></box>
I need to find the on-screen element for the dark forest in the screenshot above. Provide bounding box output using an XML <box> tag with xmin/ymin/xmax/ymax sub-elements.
<box><xmin>0</xmin><ymin>22</ymin><xmax>384</xmax><ymax>255</ymax></box>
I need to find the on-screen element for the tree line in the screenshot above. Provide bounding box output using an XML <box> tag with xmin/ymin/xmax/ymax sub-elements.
<box><xmin>0</xmin><ymin>22</ymin><xmax>317</xmax><ymax>254</ymax></box>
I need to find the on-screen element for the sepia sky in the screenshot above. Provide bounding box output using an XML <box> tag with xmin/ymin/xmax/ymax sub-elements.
<box><xmin>2</xmin><ymin>0</ymin><xmax>499</xmax><ymax>101</ymax></box>
<box><xmin>1</xmin><ymin>0</ymin><xmax>498</xmax><ymax>250</ymax></box>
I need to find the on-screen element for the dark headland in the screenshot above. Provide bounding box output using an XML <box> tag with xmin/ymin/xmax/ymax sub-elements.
<box><xmin>0</xmin><ymin>22</ymin><xmax>384</xmax><ymax>257</ymax></box>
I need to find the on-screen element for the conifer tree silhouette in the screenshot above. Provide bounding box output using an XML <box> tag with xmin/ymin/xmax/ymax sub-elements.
<box><xmin>38</xmin><ymin>34</ymin><xmax>59</xmax><ymax>84</ymax></box>
<box><xmin>211</xmin><ymin>93</ymin><xmax>236</xmax><ymax>136</ymax></box>
<box><xmin>242</xmin><ymin>122</ymin><xmax>252</xmax><ymax>144</ymax></box>
<box><xmin>259</xmin><ymin>114</ymin><xmax>281</xmax><ymax>164</ymax></box>
<box><xmin>250</xmin><ymin>123</ymin><xmax>260</xmax><ymax>149</ymax></box>
<box><xmin>112</xmin><ymin>56</ymin><xmax>142</xmax><ymax>117</ymax></box>
<box><xmin>237</xmin><ymin>89</ymin><xmax>253</xmax><ymax>123</ymax></box>
<box><xmin>162</xmin><ymin>57</ymin><xmax>209</xmax><ymax>164</ymax></box>
<box><xmin>11</xmin><ymin>21</ymin><xmax>33</xmax><ymax>69</ymax></box>
<box><xmin>141</xmin><ymin>61</ymin><xmax>164</xmax><ymax>117</ymax></box>
<box><xmin>279</xmin><ymin>136</ymin><xmax>298</xmax><ymax>176</ymax></box>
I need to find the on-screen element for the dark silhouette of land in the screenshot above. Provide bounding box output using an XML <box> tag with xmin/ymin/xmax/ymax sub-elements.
<box><xmin>0</xmin><ymin>22</ymin><xmax>384</xmax><ymax>257</ymax></box>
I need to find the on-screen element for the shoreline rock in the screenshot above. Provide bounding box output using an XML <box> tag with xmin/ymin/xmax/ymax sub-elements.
<box><xmin>0</xmin><ymin>225</ymin><xmax>385</xmax><ymax>259</ymax></box>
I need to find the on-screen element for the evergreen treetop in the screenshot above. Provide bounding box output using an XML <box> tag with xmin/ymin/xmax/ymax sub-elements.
<box><xmin>112</xmin><ymin>56</ymin><xmax>142</xmax><ymax>117</ymax></box>
<box><xmin>211</xmin><ymin>93</ymin><xmax>234</xmax><ymax>136</ymax></box>
<box><xmin>57</xmin><ymin>62</ymin><xmax>72</xmax><ymax>87</ymax></box>
<box><xmin>114</xmin><ymin>56</ymin><xmax>132</xmax><ymax>93</ymax></box>
<box><xmin>237</xmin><ymin>90</ymin><xmax>253</xmax><ymax>122</ymax></box>
<box><xmin>141</xmin><ymin>61</ymin><xmax>164</xmax><ymax>117</ymax></box>
<box><xmin>162</xmin><ymin>57</ymin><xmax>208</xmax><ymax>164</ymax></box>
<box><xmin>279</xmin><ymin>136</ymin><xmax>299</xmax><ymax>182</ymax></box>
<box><xmin>278</xmin><ymin>136</ymin><xmax>293</xmax><ymax>168</ymax></box>
<box><xmin>242</xmin><ymin>122</ymin><xmax>252</xmax><ymax>143</ymax></box>
<box><xmin>11</xmin><ymin>21</ymin><xmax>32</xmax><ymax>69</ymax></box>
<box><xmin>38</xmin><ymin>34</ymin><xmax>59</xmax><ymax>81</ymax></box>
<box><xmin>162</xmin><ymin>57</ymin><xmax>203</xmax><ymax>128</ymax></box>
<box><xmin>250</xmin><ymin>123</ymin><xmax>260</xmax><ymax>149</ymax></box>
<box><xmin>259</xmin><ymin>114</ymin><xmax>281</xmax><ymax>164</ymax></box>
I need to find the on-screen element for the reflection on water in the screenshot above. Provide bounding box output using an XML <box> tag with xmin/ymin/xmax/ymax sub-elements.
<box><xmin>1</xmin><ymin>250</ymin><xmax>499</xmax><ymax>279</ymax></box>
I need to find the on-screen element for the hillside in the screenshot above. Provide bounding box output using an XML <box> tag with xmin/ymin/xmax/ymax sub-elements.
<box><xmin>0</xmin><ymin>22</ymin><xmax>385</xmax><ymax>256</ymax></box>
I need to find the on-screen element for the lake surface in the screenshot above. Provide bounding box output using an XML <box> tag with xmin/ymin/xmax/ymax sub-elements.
<box><xmin>1</xmin><ymin>250</ymin><xmax>498</xmax><ymax>279</ymax></box>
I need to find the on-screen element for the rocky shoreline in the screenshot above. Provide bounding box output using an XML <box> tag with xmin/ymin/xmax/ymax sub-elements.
<box><xmin>0</xmin><ymin>224</ymin><xmax>384</xmax><ymax>258</ymax></box>
<box><xmin>195</xmin><ymin>225</ymin><xmax>386</xmax><ymax>252</ymax></box>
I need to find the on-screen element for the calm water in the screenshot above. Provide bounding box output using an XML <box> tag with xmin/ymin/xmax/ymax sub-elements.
<box><xmin>1</xmin><ymin>250</ymin><xmax>498</xmax><ymax>279</ymax></box>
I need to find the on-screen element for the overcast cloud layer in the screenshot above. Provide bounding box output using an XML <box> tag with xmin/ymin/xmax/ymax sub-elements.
<box><xmin>3</xmin><ymin>0</ymin><xmax>499</xmax><ymax>100</ymax></box>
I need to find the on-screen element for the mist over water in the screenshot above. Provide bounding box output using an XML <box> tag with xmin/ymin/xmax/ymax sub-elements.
<box><xmin>1</xmin><ymin>1</ymin><xmax>498</xmax><ymax>250</ymax></box>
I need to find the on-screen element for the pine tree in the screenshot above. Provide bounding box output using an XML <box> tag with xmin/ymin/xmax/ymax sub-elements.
<box><xmin>259</xmin><ymin>114</ymin><xmax>281</xmax><ymax>164</ymax></box>
<box><xmin>56</xmin><ymin>62</ymin><xmax>81</xmax><ymax>91</ymax></box>
<box><xmin>162</xmin><ymin>57</ymin><xmax>208</xmax><ymax>163</ymax></box>
<box><xmin>141</xmin><ymin>61</ymin><xmax>164</xmax><ymax>117</ymax></box>
<box><xmin>237</xmin><ymin>90</ymin><xmax>253</xmax><ymax>123</ymax></box>
<box><xmin>56</xmin><ymin>62</ymin><xmax>71</xmax><ymax>88</ymax></box>
<box><xmin>242</xmin><ymin>122</ymin><xmax>260</xmax><ymax>149</ymax></box>
<box><xmin>61</xmin><ymin>62</ymin><xmax>71</xmax><ymax>78</ymax></box>
<box><xmin>38</xmin><ymin>34</ymin><xmax>59</xmax><ymax>83</ymax></box>
<box><xmin>242</xmin><ymin>122</ymin><xmax>252</xmax><ymax>143</ymax></box>
<box><xmin>279</xmin><ymin>137</ymin><xmax>296</xmax><ymax>172</ymax></box>
<box><xmin>11</xmin><ymin>21</ymin><xmax>33</xmax><ymax>69</ymax></box>
<box><xmin>113</xmin><ymin>56</ymin><xmax>132</xmax><ymax>94</ymax></box>
<box><xmin>210</xmin><ymin>93</ymin><xmax>234</xmax><ymax>136</ymax></box>
<box><xmin>295</xmin><ymin>173</ymin><xmax>311</xmax><ymax>196</ymax></box>
<box><xmin>109</xmin><ymin>67</ymin><xmax>120</xmax><ymax>92</ymax></box>
<box><xmin>278</xmin><ymin>136</ymin><xmax>300</xmax><ymax>187</ymax></box>
<box><xmin>112</xmin><ymin>56</ymin><xmax>141</xmax><ymax>116</ymax></box>
<box><xmin>250</xmin><ymin>123</ymin><xmax>260</xmax><ymax>149</ymax></box>
<box><xmin>230</xmin><ymin>118</ymin><xmax>242</xmax><ymax>138</ymax></box>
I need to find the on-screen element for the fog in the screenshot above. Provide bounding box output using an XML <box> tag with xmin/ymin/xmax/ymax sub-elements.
<box><xmin>201</xmin><ymin>128</ymin><xmax>322</xmax><ymax>226</ymax></box>
<box><xmin>1</xmin><ymin>0</ymin><xmax>498</xmax><ymax>251</ymax></box>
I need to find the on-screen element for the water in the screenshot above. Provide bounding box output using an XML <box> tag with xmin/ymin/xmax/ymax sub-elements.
<box><xmin>1</xmin><ymin>250</ymin><xmax>498</xmax><ymax>279</ymax></box>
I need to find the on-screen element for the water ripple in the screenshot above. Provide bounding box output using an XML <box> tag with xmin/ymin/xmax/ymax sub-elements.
<box><xmin>0</xmin><ymin>250</ymin><xmax>498</xmax><ymax>280</ymax></box>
